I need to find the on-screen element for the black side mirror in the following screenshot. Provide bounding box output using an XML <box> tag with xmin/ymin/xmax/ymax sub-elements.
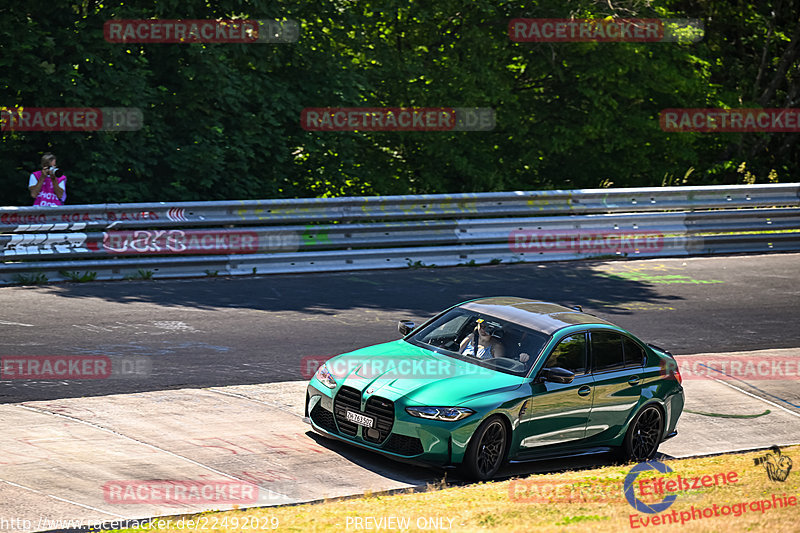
<box><xmin>541</xmin><ymin>367</ymin><xmax>575</xmax><ymax>384</ymax></box>
<box><xmin>398</xmin><ymin>320</ymin><xmax>415</xmax><ymax>337</ymax></box>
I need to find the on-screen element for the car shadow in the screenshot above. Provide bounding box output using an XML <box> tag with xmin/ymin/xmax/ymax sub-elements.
<box><xmin>306</xmin><ymin>428</ymin><xmax>672</xmax><ymax>489</ymax></box>
<box><xmin>304</xmin><ymin>431</ymin><xmax>443</xmax><ymax>486</ymax></box>
<box><xmin>2</xmin><ymin>260</ymin><xmax>688</xmax><ymax>403</ymax></box>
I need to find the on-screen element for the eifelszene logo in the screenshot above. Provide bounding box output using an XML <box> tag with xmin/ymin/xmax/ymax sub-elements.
<box><xmin>624</xmin><ymin>460</ymin><xmax>740</xmax><ymax>514</ymax></box>
<box><xmin>754</xmin><ymin>446</ymin><xmax>793</xmax><ymax>482</ymax></box>
<box><xmin>624</xmin><ymin>461</ymin><xmax>679</xmax><ymax>514</ymax></box>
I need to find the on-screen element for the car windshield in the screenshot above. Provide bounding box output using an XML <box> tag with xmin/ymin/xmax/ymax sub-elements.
<box><xmin>406</xmin><ymin>307</ymin><xmax>550</xmax><ymax>377</ymax></box>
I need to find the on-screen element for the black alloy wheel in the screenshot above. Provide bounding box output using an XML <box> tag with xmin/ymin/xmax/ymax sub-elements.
<box><xmin>625</xmin><ymin>405</ymin><xmax>664</xmax><ymax>462</ymax></box>
<box><xmin>463</xmin><ymin>416</ymin><xmax>507</xmax><ymax>480</ymax></box>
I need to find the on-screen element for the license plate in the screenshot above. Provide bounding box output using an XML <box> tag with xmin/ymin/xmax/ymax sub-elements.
<box><xmin>345</xmin><ymin>410</ymin><xmax>374</xmax><ymax>428</ymax></box>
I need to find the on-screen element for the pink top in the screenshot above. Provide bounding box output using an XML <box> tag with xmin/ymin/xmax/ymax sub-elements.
<box><xmin>29</xmin><ymin>171</ymin><xmax>67</xmax><ymax>206</ymax></box>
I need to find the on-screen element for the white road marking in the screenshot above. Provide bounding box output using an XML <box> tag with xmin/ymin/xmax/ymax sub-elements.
<box><xmin>711</xmin><ymin>377</ymin><xmax>800</xmax><ymax>418</ymax></box>
<box><xmin>17</xmin><ymin>404</ymin><xmax>295</xmax><ymax>502</ymax></box>
<box><xmin>0</xmin><ymin>478</ymin><xmax>126</xmax><ymax>518</ymax></box>
<box><xmin>0</xmin><ymin>320</ymin><xmax>35</xmax><ymax>327</ymax></box>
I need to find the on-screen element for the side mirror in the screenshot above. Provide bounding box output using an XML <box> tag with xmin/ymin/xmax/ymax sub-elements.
<box><xmin>541</xmin><ymin>367</ymin><xmax>575</xmax><ymax>384</ymax></box>
<box><xmin>398</xmin><ymin>320</ymin><xmax>415</xmax><ymax>337</ymax></box>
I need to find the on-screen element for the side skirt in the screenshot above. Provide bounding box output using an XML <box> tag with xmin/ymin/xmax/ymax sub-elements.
<box><xmin>508</xmin><ymin>446</ymin><xmax>616</xmax><ymax>464</ymax></box>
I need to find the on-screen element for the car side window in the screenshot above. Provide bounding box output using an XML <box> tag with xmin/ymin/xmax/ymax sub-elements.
<box><xmin>543</xmin><ymin>334</ymin><xmax>587</xmax><ymax>375</ymax></box>
<box><xmin>623</xmin><ymin>336</ymin><xmax>645</xmax><ymax>368</ymax></box>
<box><xmin>591</xmin><ymin>332</ymin><xmax>625</xmax><ymax>372</ymax></box>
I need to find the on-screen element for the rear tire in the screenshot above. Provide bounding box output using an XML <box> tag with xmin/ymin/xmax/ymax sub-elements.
<box><xmin>461</xmin><ymin>416</ymin><xmax>507</xmax><ymax>480</ymax></box>
<box><xmin>621</xmin><ymin>405</ymin><xmax>664</xmax><ymax>463</ymax></box>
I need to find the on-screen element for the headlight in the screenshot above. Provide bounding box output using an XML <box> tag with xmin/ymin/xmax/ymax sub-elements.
<box><xmin>314</xmin><ymin>363</ymin><xmax>337</xmax><ymax>389</ymax></box>
<box><xmin>405</xmin><ymin>406</ymin><xmax>475</xmax><ymax>422</ymax></box>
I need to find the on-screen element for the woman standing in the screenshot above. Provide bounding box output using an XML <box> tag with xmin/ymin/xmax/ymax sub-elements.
<box><xmin>28</xmin><ymin>152</ymin><xmax>66</xmax><ymax>206</ymax></box>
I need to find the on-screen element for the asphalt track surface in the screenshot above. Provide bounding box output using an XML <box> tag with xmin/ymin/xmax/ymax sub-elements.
<box><xmin>1</xmin><ymin>253</ymin><xmax>799</xmax><ymax>404</ymax></box>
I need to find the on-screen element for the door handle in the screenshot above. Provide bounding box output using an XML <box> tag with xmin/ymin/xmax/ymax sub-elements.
<box><xmin>628</xmin><ymin>376</ymin><xmax>641</xmax><ymax>386</ymax></box>
<box><xmin>578</xmin><ymin>385</ymin><xmax>591</xmax><ymax>397</ymax></box>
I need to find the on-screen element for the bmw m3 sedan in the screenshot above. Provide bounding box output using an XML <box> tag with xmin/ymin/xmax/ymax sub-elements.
<box><xmin>305</xmin><ymin>297</ymin><xmax>684</xmax><ymax>480</ymax></box>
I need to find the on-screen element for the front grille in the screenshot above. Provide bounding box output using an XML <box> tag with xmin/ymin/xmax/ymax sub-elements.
<box><xmin>333</xmin><ymin>386</ymin><xmax>361</xmax><ymax>436</ymax></box>
<box><xmin>383</xmin><ymin>433</ymin><xmax>424</xmax><ymax>456</ymax></box>
<box><xmin>362</xmin><ymin>396</ymin><xmax>394</xmax><ymax>444</ymax></box>
<box><xmin>310</xmin><ymin>403</ymin><xmax>337</xmax><ymax>433</ymax></box>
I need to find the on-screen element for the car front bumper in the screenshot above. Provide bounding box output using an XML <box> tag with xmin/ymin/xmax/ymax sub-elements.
<box><xmin>306</xmin><ymin>382</ymin><xmax>479</xmax><ymax>467</ymax></box>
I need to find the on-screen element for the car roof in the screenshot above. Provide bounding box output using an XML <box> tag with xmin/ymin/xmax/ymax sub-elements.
<box><xmin>459</xmin><ymin>296</ymin><xmax>617</xmax><ymax>335</ymax></box>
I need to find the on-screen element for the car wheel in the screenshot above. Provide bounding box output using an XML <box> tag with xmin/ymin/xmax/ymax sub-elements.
<box><xmin>462</xmin><ymin>416</ymin><xmax>507</xmax><ymax>480</ymax></box>
<box><xmin>623</xmin><ymin>405</ymin><xmax>664</xmax><ymax>463</ymax></box>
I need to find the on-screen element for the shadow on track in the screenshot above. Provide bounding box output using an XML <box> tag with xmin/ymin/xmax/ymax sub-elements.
<box><xmin>1</xmin><ymin>261</ymin><xmax>682</xmax><ymax>403</ymax></box>
<box><xmin>15</xmin><ymin>260</ymin><xmax>679</xmax><ymax>316</ymax></box>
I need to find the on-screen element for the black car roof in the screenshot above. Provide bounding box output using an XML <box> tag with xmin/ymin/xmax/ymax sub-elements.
<box><xmin>460</xmin><ymin>296</ymin><xmax>616</xmax><ymax>335</ymax></box>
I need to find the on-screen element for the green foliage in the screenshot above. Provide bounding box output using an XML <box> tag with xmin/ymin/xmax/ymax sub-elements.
<box><xmin>406</xmin><ymin>259</ymin><xmax>436</xmax><ymax>268</ymax></box>
<box><xmin>124</xmin><ymin>268</ymin><xmax>154</xmax><ymax>280</ymax></box>
<box><xmin>14</xmin><ymin>271</ymin><xmax>49</xmax><ymax>285</ymax></box>
<box><xmin>59</xmin><ymin>270</ymin><xmax>98</xmax><ymax>282</ymax></box>
<box><xmin>1</xmin><ymin>0</ymin><xmax>797</xmax><ymax>206</ymax></box>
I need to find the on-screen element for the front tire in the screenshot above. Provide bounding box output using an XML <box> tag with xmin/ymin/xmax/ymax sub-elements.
<box><xmin>462</xmin><ymin>416</ymin><xmax>507</xmax><ymax>480</ymax></box>
<box><xmin>622</xmin><ymin>405</ymin><xmax>664</xmax><ymax>463</ymax></box>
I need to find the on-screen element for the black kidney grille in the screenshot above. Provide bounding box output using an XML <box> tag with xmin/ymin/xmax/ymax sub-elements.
<box><xmin>333</xmin><ymin>386</ymin><xmax>362</xmax><ymax>436</ymax></box>
<box><xmin>310</xmin><ymin>403</ymin><xmax>337</xmax><ymax>433</ymax></box>
<box><xmin>362</xmin><ymin>396</ymin><xmax>395</xmax><ymax>444</ymax></box>
<box><xmin>383</xmin><ymin>433</ymin><xmax>424</xmax><ymax>456</ymax></box>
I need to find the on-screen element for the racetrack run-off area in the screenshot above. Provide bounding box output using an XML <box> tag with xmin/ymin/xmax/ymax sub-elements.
<box><xmin>0</xmin><ymin>253</ymin><xmax>799</xmax><ymax>531</ymax></box>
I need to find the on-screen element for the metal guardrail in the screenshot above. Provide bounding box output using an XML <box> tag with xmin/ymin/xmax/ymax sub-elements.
<box><xmin>3</xmin><ymin>183</ymin><xmax>798</xmax><ymax>231</ymax></box>
<box><xmin>1</xmin><ymin>184</ymin><xmax>798</xmax><ymax>284</ymax></box>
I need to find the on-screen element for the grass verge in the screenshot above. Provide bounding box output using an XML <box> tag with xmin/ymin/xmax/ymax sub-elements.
<box><xmin>109</xmin><ymin>445</ymin><xmax>799</xmax><ymax>533</ymax></box>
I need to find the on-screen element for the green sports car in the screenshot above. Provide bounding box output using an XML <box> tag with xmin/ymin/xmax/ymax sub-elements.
<box><xmin>305</xmin><ymin>297</ymin><xmax>684</xmax><ymax>480</ymax></box>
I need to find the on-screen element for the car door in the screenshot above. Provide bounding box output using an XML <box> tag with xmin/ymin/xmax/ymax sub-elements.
<box><xmin>585</xmin><ymin>330</ymin><xmax>646</xmax><ymax>441</ymax></box>
<box><xmin>517</xmin><ymin>332</ymin><xmax>594</xmax><ymax>450</ymax></box>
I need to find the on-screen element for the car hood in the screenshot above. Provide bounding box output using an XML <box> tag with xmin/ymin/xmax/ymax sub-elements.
<box><xmin>326</xmin><ymin>340</ymin><xmax>525</xmax><ymax>405</ymax></box>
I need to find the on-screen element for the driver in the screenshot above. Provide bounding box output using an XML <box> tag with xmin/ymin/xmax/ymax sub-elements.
<box><xmin>459</xmin><ymin>319</ymin><xmax>505</xmax><ymax>359</ymax></box>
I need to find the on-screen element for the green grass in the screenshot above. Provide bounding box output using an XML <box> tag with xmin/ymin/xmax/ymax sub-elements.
<box><xmin>106</xmin><ymin>445</ymin><xmax>800</xmax><ymax>533</ymax></box>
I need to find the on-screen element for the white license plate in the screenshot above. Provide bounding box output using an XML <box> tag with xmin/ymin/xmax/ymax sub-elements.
<box><xmin>345</xmin><ymin>410</ymin><xmax>374</xmax><ymax>428</ymax></box>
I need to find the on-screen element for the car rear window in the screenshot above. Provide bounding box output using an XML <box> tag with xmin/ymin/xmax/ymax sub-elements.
<box><xmin>591</xmin><ymin>332</ymin><xmax>625</xmax><ymax>372</ymax></box>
